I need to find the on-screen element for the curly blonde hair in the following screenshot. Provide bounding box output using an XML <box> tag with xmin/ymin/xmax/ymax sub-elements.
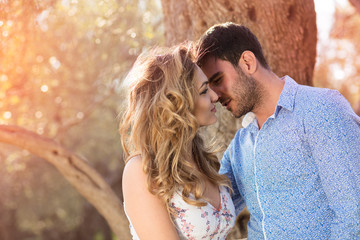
<box><xmin>119</xmin><ymin>44</ymin><xmax>230</xmax><ymax>215</ymax></box>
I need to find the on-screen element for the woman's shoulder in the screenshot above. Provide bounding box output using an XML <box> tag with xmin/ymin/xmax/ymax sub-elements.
<box><xmin>124</xmin><ymin>154</ymin><xmax>142</xmax><ymax>169</ymax></box>
<box><xmin>122</xmin><ymin>155</ymin><xmax>145</xmax><ymax>187</ymax></box>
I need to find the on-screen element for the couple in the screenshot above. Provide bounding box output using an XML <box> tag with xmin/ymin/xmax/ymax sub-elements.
<box><xmin>120</xmin><ymin>23</ymin><xmax>360</xmax><ymax>239</ymax></box>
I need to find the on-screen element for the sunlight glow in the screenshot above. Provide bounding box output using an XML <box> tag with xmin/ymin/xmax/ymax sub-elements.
<box><xmin>76</xmin><ymin>112</ymin><xmax>84</xmax><ymax>119</ymax></box>
<box><xmin>0</xmin><ymin>74</ymin><xmax>8</xmax><ymax>81</ymax></box>
<box><xmin>314</xmin><ymin>0</ymin><xmax>336</xmax><ymax>44</ymax></box>
<box><xmin>96</xmin><ymin>17</ymin><xmax>107</xmax><ymax>28</ymax></box>
<box><xmin>41</xmin><ymin>85</ymin><xmax>49</xmax><ymax>92</ymax></box>
<box><xmin>10</xmin><ymin>96</ymin><xmax>20</xmax><ymax>105</ymax></box>
<box><xmin>61</xmin><ymin>0</ymin><xmax>70</xmax><ymax>7</ymax></box>
<box><xmin>35</xmin><ymin>111</ymin><xmax>43</xmax><ymax>119</ymax></box>
<box><xmin>36</xmin><ymin>127</ymin><xmax>44</xmax><ymax>135</ymax></box>
<box><xmin>68</xmin><ymin>7</ymin><xmax>78</xmax><ymax>16</ymax></box>
<box><xmin>3</xmin><ymin>111</ymin><xmax>12</xmax><ymax>119</ymax></box>
<box><xmin>332</xmin><ymin>63</ymin><xmax>346</xmax><ymax>80</ymax></box>
<box><xmin>36</xmin><ymin>10</ymin><xmax>50</xmax><ymax>32</ymax></box>
<box><xmin>49</xmin><ymin>56</ymin><xmax>61</xmax><ymax>70</ymax></box>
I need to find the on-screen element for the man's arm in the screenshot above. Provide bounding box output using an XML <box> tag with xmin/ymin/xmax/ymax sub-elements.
<box><xmin>306</xmin><ymin>90</ymin><xmax>360</xmax><ymax>239</ymax></box>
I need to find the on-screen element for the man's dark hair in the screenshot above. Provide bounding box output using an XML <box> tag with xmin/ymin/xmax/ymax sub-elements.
<box><xmin>197</xmin><ymin>22</ymin><xmax>270</xmax><ymax>70</ymax></box>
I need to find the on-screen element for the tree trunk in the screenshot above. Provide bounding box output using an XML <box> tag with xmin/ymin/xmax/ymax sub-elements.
<box><xmin>0</xmin><ymin>125</ymin><xmax>132</xmax><ymax>240</ymax></box>
<box><xmin>161</xmin><ymin>0</ymin><xmax>317</xmax><ymax>86</ymax></box>
<box><xmin>161</xmin><ymin>1</ymin><xmax>317</xmax><ymax>238</ymax></box>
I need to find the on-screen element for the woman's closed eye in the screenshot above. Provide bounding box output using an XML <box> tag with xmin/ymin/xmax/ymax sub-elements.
<box><xmin>200</xmin><ymin>88</ymin><xmax>208</xmax><ymax>95</ymax></box>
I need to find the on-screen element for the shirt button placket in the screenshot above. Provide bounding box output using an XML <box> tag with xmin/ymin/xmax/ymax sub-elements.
<box><xmin>253</xmin><ymin>131</ymin><xmax>267</xmax><ymax>240</ymax></box>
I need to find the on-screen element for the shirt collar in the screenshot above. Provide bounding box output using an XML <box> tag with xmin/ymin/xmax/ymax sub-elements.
<box><xmin>242</xmin><ymin>112</ymin><xmax>256</xmax><ymax>128</ymax></box>
<box><xmin>274</xmin><ymin>75</ymin><xmax>298</xmax><ymax>117</ymax></box>
<box><xmin>241</xmin><ymin>76</ymin><xmax>299</xmax><ymax>128</ymax></box>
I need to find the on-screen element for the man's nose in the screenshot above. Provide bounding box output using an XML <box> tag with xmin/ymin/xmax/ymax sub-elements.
<box><xmin>209</xmin><ymin>85</ymin><xmax>222</xmax><ymax>100</ymax></box>
<box><xmin>209</xmin><ymin>87</ymin><xmax>219</xmax><ymax>103</ymax></box>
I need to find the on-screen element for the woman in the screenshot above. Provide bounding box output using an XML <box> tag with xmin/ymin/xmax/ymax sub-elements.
<box><xmin>120</xmin><ymin>44</ymin><xmax>236</xmax><ymax>239</ymax></box>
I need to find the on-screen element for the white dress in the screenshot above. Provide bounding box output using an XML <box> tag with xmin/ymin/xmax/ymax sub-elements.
<box><xmin>125</xmin><ymin>186</ymin><xmax>236</xmax><ymax>239</ymax></box>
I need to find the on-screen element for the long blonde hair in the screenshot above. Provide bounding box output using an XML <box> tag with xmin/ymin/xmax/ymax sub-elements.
<box><xmin>119</xmin><ymin>44</ymin><xmax>230</xmax><ymax>214</ymax></box>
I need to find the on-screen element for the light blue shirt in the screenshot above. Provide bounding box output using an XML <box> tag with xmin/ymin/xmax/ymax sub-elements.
<box><xmin>220</xmin><ymin>76</ymin><xmax>360</xmax><ymax>239</ymax></box>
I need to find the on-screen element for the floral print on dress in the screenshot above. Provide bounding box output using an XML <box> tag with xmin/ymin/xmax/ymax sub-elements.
<box><xmin>169</xmin><ymin>186</ymin><xmax>236</xmax><ymax>240</ymax></box>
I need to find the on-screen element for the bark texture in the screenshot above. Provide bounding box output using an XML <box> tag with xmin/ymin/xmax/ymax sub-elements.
<box><xmin>0</xmin><ymin>125</ymin><xmax>131</xmax><ymax>240</ymax></box>
<box><xmin>161</xmin><ymin>0</ymin><xmax>317</xmax><ymax>86</ymax></box>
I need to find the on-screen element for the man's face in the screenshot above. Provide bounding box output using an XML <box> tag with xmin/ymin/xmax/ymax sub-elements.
<box><xmin>201</xmin><ymin>56</ymin><xmax>261</xmax><ymax>118</ymax></box>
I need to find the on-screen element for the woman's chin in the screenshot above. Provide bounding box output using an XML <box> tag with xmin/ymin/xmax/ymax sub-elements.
<box><xmin>201</xmin><ymin>117</ymin><xmax>217</xmax><ymax>127</ymax></box>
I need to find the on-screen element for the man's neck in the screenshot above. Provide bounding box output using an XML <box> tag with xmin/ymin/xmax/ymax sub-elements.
<box><xmin>252</xmin><ymin>70</ymin><xmax>285</xmax><ymax>129</ymax></box>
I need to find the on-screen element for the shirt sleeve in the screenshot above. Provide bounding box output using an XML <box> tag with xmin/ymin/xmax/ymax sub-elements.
<box><xmin>219</xmin><ymin>140</ymin><xmax>245</xmax><ymax>216</ymax></box>
<box><xmin>305</xmin><ymin>90</ymin><xmax>360</xmax><ymax>239</ymax></box>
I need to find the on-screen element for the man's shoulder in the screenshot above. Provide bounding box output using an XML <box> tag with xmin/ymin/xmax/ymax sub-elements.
<box><xmin>295</xmin><ymin>84</ymin><xmax>356</xmax><ymax>125</ymax></box>
<box><xmin>295</xmin><ymin>84</ymin><xmax>344</xmax><ymax>110</ymax></box>
<box><xmin>297</xmin><ymin>84</ymin><xmax>338</xmax><ymax>100</ymax></box>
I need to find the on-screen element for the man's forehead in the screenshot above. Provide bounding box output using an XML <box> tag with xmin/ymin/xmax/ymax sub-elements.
<box><xmin>200</xmin><ymin>56</ymin><xmax>221</xmax><ymax>78</ymax></box>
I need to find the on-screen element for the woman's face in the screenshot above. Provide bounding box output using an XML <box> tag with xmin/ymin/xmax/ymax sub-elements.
<box><xmin>193</xmin><ymin>66</ymin><xmax>218</xmax><ymax>126</ymax></box>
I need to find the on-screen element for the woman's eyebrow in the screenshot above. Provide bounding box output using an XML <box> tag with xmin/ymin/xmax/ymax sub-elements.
<box><xmin>200</xmin><ymin>81</ymin><xmax>209</xmax><ymax>88</ymax></box>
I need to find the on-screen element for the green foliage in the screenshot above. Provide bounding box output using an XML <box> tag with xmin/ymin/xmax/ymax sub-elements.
<box><xmin>0</xmin><ymin>0</ymin><xmax>164</xmax><ymax>239</ymax></box>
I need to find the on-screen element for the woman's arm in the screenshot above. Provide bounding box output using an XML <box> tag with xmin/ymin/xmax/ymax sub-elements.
<box><xmin>122</xmin><ymin>156</ymin><xmax>180</xmax><ymax>240</ymax></box>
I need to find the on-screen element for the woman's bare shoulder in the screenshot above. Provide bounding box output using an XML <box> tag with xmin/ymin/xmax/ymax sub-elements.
<box><xmin>122</xmin><ymin>155</ymin><xmax>145</xmax><ymax>184</ymax></box>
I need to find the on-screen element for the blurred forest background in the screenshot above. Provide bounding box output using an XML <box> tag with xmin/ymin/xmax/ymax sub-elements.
<box><xmin>0</xmin><ymin>0</ymin><xmax>359</xmax><ymax>239</ymax></box>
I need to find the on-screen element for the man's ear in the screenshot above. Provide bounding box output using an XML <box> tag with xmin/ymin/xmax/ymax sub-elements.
<box><xmin>238</xmin><ymin>50</ymin><xmax>257</xmax><ymax>75</ymax></box>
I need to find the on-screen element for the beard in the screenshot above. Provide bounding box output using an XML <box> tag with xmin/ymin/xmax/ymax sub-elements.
<box><xmin>230</xmin><ymin>67</ymin><xmax>263</xmax><ymax>118</ymax></box>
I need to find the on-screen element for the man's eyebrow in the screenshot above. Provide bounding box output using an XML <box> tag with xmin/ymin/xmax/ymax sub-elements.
<box><xmin>208</xmin><ymin>72</ymin><xmax>222</xmax><ymax>83</ymax></box>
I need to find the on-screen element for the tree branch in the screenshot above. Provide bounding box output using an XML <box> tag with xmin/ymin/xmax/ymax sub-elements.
<box><xmin>0</xmin><ymin>124</ymin><xmax>131</xmax><ymax>239</ymax></box>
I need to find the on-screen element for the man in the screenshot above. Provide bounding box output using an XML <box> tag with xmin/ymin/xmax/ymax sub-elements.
<box><xmin>197</xmin><ymin>22</ymin><xmax>360</xmax><ymax>239</ymax></box>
